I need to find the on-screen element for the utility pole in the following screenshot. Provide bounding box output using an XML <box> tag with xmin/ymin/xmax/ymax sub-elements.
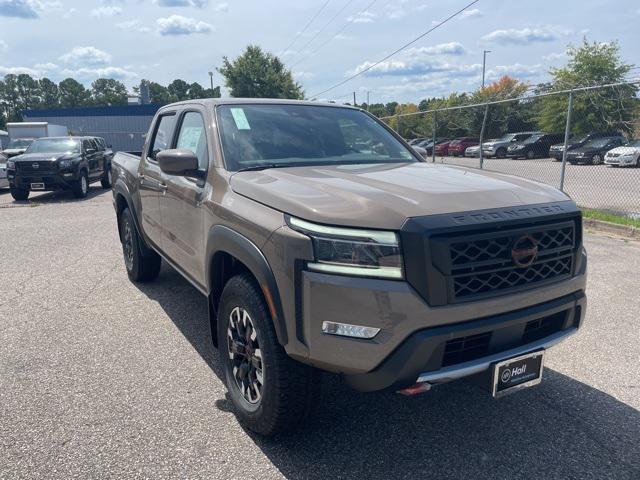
<box><xmin>366</xmin><ymin>91</ymin><xmax>370</xmax><ymax>111</ymax></box>
<box><xmin>353</xmin><ymin>91</ymin><xmax>356</xmax><ymax>106</ymax></box>
<box><xmin>482</xmin><ymin>50</ymin><xmax>491</xmax><ymax>88</ymax></box>
<box><xmin>208</xmin><ymin>71</ymin><xmax>214</xmax><ymax>92</ymax></box>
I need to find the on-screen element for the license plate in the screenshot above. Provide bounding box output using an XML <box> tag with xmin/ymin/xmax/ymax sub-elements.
<box><xmin>30</xmin><ymin>182</ymin><xmax>45</xmax><ymax>190</ymax></box>
<box><xmin>492</xmin><ymin>350</ymin><xmax>544</xmax><ymax>398</ymax></box>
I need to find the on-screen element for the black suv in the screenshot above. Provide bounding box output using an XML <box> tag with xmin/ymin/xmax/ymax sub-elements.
<box><xmin>507</xmin><ymin>133</ymin><xmax>565</xmax><ymax>159</ymax></box>
<box><xmin>549</xmin><ymin>131</ymin><xmax>623</xmax><ymax>161</ymax></box>
<box><xmin>6</xmin><ymin>136</ymin><xmax>113</xmax><ymax>201</ymax></box>
<box><xmin>565</xmin><ymin>136</ymin><xmax>627</xmax><ymax>165</ymax></box>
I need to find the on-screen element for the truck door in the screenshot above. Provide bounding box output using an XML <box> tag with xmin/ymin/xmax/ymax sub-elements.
<box><xmin>158</xmin><ymin>109</ymin><xmax>208</xmax><ymax>286</ymax></box>
<box><xmin>88</xmin><ymin>139</ymin><xmax>103</xmax><ymax>179</ymax></box>
<box><xmin>139</xmin><ymin>112</ymin><xmax>176</xmax><ymax>249</ymax></box>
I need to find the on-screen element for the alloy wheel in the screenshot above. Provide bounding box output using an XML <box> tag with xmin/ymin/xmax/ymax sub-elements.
<box><xmin>81</xmin><ymin>175</ymin><xmax>88</xmax><ymax>195</ymax></box>
<box><xmin>227</xmin><ymin>306</ymin><xmax>263</xmax><ymax>404</ymax></box>
<box><xmin>122</xmin><ymin>219</ymin><xmax>134</xmax><ymax>271</ymax></box>
<box><xmin>592</xmin><ymin>154</ymin><xmax>602</xmax><ymax>165</ymax></box>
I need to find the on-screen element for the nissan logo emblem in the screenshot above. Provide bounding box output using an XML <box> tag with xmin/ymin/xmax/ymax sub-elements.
<box><xmin>511</xmin><ymin>235</ymin><xmax>538</xmax><ymax>268</ymax></box>
<box><xmin>32</xmin><ymin>163</ymin><xmax>39</xmax><ymax>169</ymax></box>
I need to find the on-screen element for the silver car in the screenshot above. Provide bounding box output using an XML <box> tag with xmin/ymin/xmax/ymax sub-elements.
<box><xmin>0</xmin><ymin>152</ymin><xmax>8</xmax><ymax>188</ymax></box>
<box><xmin>482</xmin><ymin>132</ymin><xmax>542</xmax><ymax>158</ymax></box>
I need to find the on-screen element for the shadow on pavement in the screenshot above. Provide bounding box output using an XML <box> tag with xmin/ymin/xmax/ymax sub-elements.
<box><xmin>136</xmin><ymin>263</ymin><xmax>640</xmax><ymax>480</ymax></box>
<box><xmin>0</xmin><ymin>186</ymin><xmax>109</xmax><ymax>206</ymax></box>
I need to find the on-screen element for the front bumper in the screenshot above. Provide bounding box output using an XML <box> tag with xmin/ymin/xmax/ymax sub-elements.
<box><xmin>605</xmin><ymin>156</ymin><xmax>636</xmax><ymax>166</ymax></box>
<box><xmin>8</xmin><ymin>171</ymin><xmax>78</xmax><ymax>190</ymax></box>
<box><xmin>506</xmin><ymin>150</ymin><xmax>525</xmax><ymax>158</ymax></box>
<box><xmin>344</xmin><ymin>291</ymin><xmax>585</xmax><ymax>392</ymax></box>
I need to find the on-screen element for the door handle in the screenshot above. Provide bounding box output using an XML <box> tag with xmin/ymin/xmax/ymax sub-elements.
<box><xmin>138</xmin><ymin>173</ymin><xmax>145</xmax><ymax>185</ymax></box>
<box><xmin>158</xmin><ymin>182</ymin><xmax>168</xmax><ymax>192</ymax></box>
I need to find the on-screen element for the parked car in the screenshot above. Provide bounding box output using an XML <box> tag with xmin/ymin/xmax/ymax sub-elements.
<box><xmin>412</xmin><ymin>145</ymin><xmax>428</xmax><ymax>158</ymax></box>
<box><xmin>2</xmin><ymin>137</ymin><xmax>35</xmax><ymax>158</ymax></box>
<box><xmin>549</xmin><ymin>131</ymin><xmax>623</xmax><ymax>161</ymax></box>
<box><xmin>408</xmin><ymin>137</ymin><xmax>429</xmax><ymax>145</ymax></box>
<box><xmin>506</xmin><ymin>133</ymin><xmax>565</xmax><ymax>159</ymax></box>
<box><xmin>434</xmin><ymin>139</ymin><xmax>453</xmax><ymax>156</ymax></box>
<box><xmin>465</xmin><ymin>139</ymin><xmax>498</xmax><ymax>158</ymax></box>
<box><xmin>416</xmin><ymin>138</ymin><xmax>449</xmax><ymax>156</ymax></box>
<box><xmin>604</xmin><ymin>139</ymin><xmax>640</xmax><ymax>167</ymax></box>
<box><xmin>483</xmin><ymin>132</ymin><xmax>542</xmax><ymax>159</ymax></box>
<box><xmin>448</xmin><ymin>137</ymin><xmax>479</xmax><ymax>157</ymax></box>
<box><xmin>0</xmin><ymin>151</ymin><xmax>8</xmax><ymax>188</ymax></box>
<box><xmin>565</xmin><ymin>136</ymin><xmax>627</xmax><ymax>165</ymax></box>
<box><xmin>111</xmin><ymin>99</ymin><xmax>586</xmax><ymax>436</ymax></box>
<box><xmin>6</xmin><ymin>136</ymin><xmax>112</xmax><ymax>201</ymax></box>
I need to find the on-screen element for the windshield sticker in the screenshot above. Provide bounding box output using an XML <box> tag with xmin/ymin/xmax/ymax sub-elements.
<box><xmin>230</xmin><ymin>108</ymin><xmax>251</xmax><ymax>130</ymax></box>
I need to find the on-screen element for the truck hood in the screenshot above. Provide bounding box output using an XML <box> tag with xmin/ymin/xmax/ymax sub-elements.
<box><xmin>230</xmin><ymin>162</ymin><xmax>570</xmax><ymax>229</ymax></box>
<box><xmin>13</xmin><ymin>152</ymin><xmax>78</xmax><ymax>162</ymax></box>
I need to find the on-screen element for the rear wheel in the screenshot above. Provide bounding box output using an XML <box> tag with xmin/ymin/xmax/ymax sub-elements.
<box><xmin>72</xmin><ymin>171</ymin><xmax>89</xmax><ymax>198</ymax></box>
<box><xmin>218</xmin><ymin>273</ymin><xmax>320</xmax><ymax>436</ymax></box>
<box><xmin>101</xmin><ymin>164</ymin><xmax>112</xmax><ymax>189</ymax></box>
<box><xmin>591</xmin><ymin>154</ymin><xmax>602</xmax><ymax>165</ymax></box>
<box><xmin>10</xmin><ymin>187</ymin><xmax>29</xmax><ymax>201</ymax></box>
<box><xmin>119</xmin><ymin>207</ymin><xmax>161</xmax><ymax>282</ymax></box>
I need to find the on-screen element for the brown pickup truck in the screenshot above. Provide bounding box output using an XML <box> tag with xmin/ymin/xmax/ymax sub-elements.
<box><xmin>111</xmin><ymin>99</ymin><xmax>587</xmax><ymax>436</ymax></box>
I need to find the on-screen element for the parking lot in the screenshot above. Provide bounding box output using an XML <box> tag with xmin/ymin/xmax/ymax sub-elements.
<box><xmin>433</xmin><ymin>156</ymin><xmax>640</xmax><ymax>217</ymax></box>
<box><xmin>1</xmin><ymin>187</ymin><xmax>639</xmax><ymax>479</ymax></box>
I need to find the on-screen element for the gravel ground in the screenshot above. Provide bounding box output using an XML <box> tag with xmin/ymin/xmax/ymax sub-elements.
<box><xmin>0</xmin><ymin>187</ymin><xmax>639</xmax><ymax>480</ymax></box>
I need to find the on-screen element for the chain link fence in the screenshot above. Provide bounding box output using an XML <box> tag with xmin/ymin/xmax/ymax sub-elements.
<box><xmin>381</xmin><ymin>80</ymin><xmax>640</xmax><ymax>218</ymax></box>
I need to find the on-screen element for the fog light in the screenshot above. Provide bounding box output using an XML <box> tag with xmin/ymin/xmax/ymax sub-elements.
<box><xmin>321</xmin><ymin>321</ymin><xmax>380</xmax><ymax>339</ymax></box>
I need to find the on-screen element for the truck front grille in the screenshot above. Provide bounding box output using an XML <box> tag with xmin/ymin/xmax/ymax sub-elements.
<box><xmin>17</xmin><ymin>162</ymin><xmax>57</xmax><ymax>175</ymax></box>
<box><xmin>432</xmin><ymin>221</ymin><xmax>577</xmax><ymax>304</ymax></box>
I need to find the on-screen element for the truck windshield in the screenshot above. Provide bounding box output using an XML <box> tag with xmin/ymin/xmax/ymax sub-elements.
<box><xmin>217</xmin><ymin>104</ymin><xmax>417</xmax><ymax>171</ymax></box>
<box><xmin>26</xmin><ymin>138</ymin><xmax>80</xmax><ymax>154</ymax></box>
<box><xmin>7</xmin><ymin>138</ymin><xmax>33</xmax><ymax>149</ymax></box>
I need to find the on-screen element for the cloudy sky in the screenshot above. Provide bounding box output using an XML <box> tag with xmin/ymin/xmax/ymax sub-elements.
<box><xmin>1</xmin><ymin>0</ymin><xmax>638</xmax><ymax>103</ymax></box>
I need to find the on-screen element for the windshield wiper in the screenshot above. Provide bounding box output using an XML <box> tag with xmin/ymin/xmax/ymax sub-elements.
<box><xmin>235</xmin><ymin>163</ymin><xmax>292</xmax><ymax>173</ymax></box>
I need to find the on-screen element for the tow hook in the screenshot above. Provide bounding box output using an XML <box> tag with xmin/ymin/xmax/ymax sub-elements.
<box><xmin>397</xmin><ymin>382</ymin><xmax>432</xmax><ymax>396</ymax></box>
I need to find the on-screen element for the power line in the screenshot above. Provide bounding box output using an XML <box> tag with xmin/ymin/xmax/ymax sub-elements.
<box><xmin>310</xmin><ymin>0</ymin><xmax>481</xmax><ymax>98</ymax></box>
<box><xmin>289</xmin><ymin>0</ymin><xmax>355</xmax><ymax>65</ymax></box>
<box><xmin>291</xmin><ymin>0</ymin><xmax>378</xmax><ymax>69</ymax></box>
<box><xmin>281</xmin><ymin>0</ymin><xmax>332</xmax><ymax>54</ymax></box>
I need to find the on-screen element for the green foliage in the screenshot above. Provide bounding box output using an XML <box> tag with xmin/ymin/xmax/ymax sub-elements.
<box><xmin>39</xmin><ymin>78</ymin><xmax>59</xmax><ymax>108</ymax></box>
<box><xmin>58</xmin><ymin>78</ymin><xmax>91</xmax><ymax>108</ymax></box>
<box><xmin>91</xmin><ymin>78</ymin><xmax>128</xmax><ymax>106</ymax></box>
<box><xmin>538</xmin><ymin>39</ymin><xmax>638</xmax><ymax>135</ymax></box>
<box><xmin>218</xmin><ymin>45</ymin><xmax>303</xmax><ymax>99</ymax></box>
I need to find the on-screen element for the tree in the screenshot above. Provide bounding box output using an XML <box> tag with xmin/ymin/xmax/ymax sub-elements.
<box><xmin>0</xmin><ymin>74</ymin><xmax>22</xmax><ymax>121</ymax></box>
<box><xmin>218</xmin><ymin>45</ymin><xmax>303</xmax><ymax>99</ymax></box>
<box><xmin>167</xmin><ymin>79</ymin><xmax>190</xmax><ymax>102</ymax></box>
<box><xmin>187</xmin><ymin>82</ymin><xmax>205</xmax><ymax>99</ymax></box>
<box><xmin>58</xmin><ymin>78</ymin><xmax>91</xmax><ymax>107</ymax></box>
<box><xmin>91</xmin><ymin>78</ymin><xmax>128</xmax><ymax>106</ymax></box>
<box><xmin>538</xmin><ymin>39</ymin><xmax>638</xmax><ymax>135</ymax></box>
<box><xmin>16</xmin><ymin>74</ymin><xmax>40</xmax><ymax>111</ymax></box>
<box><xmin>39</xmin><ymin>78</ymin><xmax>59</xmax><ymax>108</ymax></box>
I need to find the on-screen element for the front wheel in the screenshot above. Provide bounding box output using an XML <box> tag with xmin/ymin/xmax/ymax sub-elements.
<box><xmin>496</xmin><ymin>147</ymin><xmax>507</xmax><ymax>159</ymax></box>
<box><xmin>72</xmin><ymin>171</ymin><xmax>89</xmax><ymax>198</ymax></box>
<box><xmin>218</xmin><ymin>273</ymin><xmax>319</xmax><ymax>436</ymax></box>
<box><xmin>526</xmin><ymin>149</ymin><xmax>535</xmax><ymax>160</ymax></box>
<box><xmin>119</xmin><ymin>207</ymin><xmax>161</xmax><ymax>282</ymax></box>
<box><xmin>591</xmin><ymin>154</ymin><xmax>602</xmax><ymax>165</ymax></box>
<box><xmin>10</xmin><ymin>187</ymin><xmax>29</xmax><ymax>201</ymax></box>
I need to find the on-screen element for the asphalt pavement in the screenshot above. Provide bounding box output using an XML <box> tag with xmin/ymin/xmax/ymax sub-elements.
<box><xmin>0</xmin><ymin>187</ymin><xmax>639</xmax><ymax>479</ymax></box>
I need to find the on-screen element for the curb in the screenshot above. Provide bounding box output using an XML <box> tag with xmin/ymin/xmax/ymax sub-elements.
<box><xmin>583</xmin><ymin>218</ymin><xmax>639</xmax><ymax>240</ymax></box>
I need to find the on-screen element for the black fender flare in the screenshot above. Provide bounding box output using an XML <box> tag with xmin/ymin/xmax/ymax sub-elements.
<box><xmin>113</xmin><ymin>180</ymin><xmax>153</xmax><ymax>254</ymax></box>
<box><xmin>206</xmin><ymin>225</ymin><xmax>288</xmax><ymax>347</ymax></box>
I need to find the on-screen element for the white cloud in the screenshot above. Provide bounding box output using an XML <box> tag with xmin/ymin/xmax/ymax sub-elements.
<box><xmin>0</xmin><ymin>40</ymin><xmax>7</xmax><ymax>52</ymax></box>
<box><xmin>62</xmin><ymin>7</ymin><xmax>75</xmax><ymax>18</ymax></box>
<box><xmin>349</xmin><ymin>58</ymin><xmax>480</xmax><ymax>78</ymax></box>
<box><xmin>542</xmin><ymin>51</ymin><xmax>566</xmax><ymax>61</ymax></box>
<box><xmin>487</xmin><ymin>63</ymin><xmax>542</xmax><ymax>79</ymax></box>
<box><xmin>116</xmin><ymin>20</ymin><xmax>151</xmax><ymax>33</ymax></box>
<box><xmin>157</xmin><ymin>15</ymin><xmax>213</xmax><ymax>35</ymax></box>
<box><xmin>91</xmin><ymin>6</ymin><xmax>122</xmax><ymax>17</ymax></box>
<box><xmin>0</xmin><ymin>65</ymin><xmax>42</xmax><ymax>76</ymax></box>
<box><xmin>481</xmin><ymin>26</ymin><xmax>571</xmax><ymax>45</ymax></box>
<box><xmin>384</xmin><ymin>4</ymin><xmax>406</xmax><ymax>19</ymax></box>
<box><xmin>347</xmin><ymin>11</ymin><xmax>376</xmax><ymax>23</ymax></box>
<box><xmin>60</xmin><ymin>46</ymin><xmax>112</xmax><ymax>67</ymax></box>
<box><xmin>155</xmin><ymin>0</ymin><xmax>209</xmax><ymax>7</ymax></box>
<box><xmin>214</xmin><ymin>2</ymin><xmax>228</xmax><ymax>12</ymax></box>
<box><xmin>293</xmin><ymin>71</ymin><xmax>315</xmax><ymax>80</ymax></box>
<box><xmin>69</xmin><ymin>66</ymin><xmax>138</xmax><ymax>81</ymax></box>
<box><xmin>0</xmin><ymin>0</ymin><xmax>40</xmax><ymax>18</ymax></box>
<box><xmin>405</xmin><ymin>42</ymin><xmax>467</xmax><ymax>58</ymax></box>
<box><xmin>461</xmin><ymin>8</ymin><xmax>482</xmax><ymax>18</ymax></box>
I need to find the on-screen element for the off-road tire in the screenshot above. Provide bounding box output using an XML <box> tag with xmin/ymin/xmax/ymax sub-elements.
<box><xmin>72</xmin><ymin>170</ymin><xmax>89</xmax><ymax>198</ymax></box>
<box><xmin>101</xmin><ymin>164</ymin><xmax>112</xmax><ymax>189</ymax></box>
<box><xmin>496</xmin><ymin>147</ymin><xmax>507</xmax><ymax>159</ymax></box>
<box><xmin>10</xmin><ymin>187</ymin><xmax>29</xmax><ymax>201</ymax></box>
<box><xmin>119</xmin><ymin>207</ymin><xmax>161</xmax><ymax>282</ymax></box>
<box><xmin>218</xmin><ymin>273</ymin><xmax>320</xmax><ymax>436</ymax></box>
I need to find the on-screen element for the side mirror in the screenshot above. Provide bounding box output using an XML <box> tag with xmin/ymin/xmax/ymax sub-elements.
<box><xmin>107</xmin><ymin>144</ymin><xmax>112</xmax><ymax>149</ymax></box>
<box><xmin>157</xmin><ymin>148</ymin><xmax>202</xmax><ymax>177</ymax></box>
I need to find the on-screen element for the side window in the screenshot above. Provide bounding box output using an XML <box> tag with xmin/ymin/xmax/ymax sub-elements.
<box><xmin>176</xmin><ymin>111</ymin><xmax>209</xmax><ymax>170</ymax></box>
<box><xmin>82</xmin><ymin>140</ymin><xmax>91</xmax><ymax>153</ymax></box>
<box><xmin>149</xmin><ymin>114</ymin><xmax>176</xmax><ymax>160</ymax></box>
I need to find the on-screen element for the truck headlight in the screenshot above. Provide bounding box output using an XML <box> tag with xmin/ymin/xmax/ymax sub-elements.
<box><xmin>6</xmin><ymin>160</ymin><xmax>15</xmax><ymax>170</ymax></box>
<box><xmin>59</xmin><ymin>159</ymin><xmax>73</xmax><ymax>169</ymax></box>
<box><xmin>288</xmin><ymin>216</ymin><xmax>403</xmax><ymax>279</ymax></box>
